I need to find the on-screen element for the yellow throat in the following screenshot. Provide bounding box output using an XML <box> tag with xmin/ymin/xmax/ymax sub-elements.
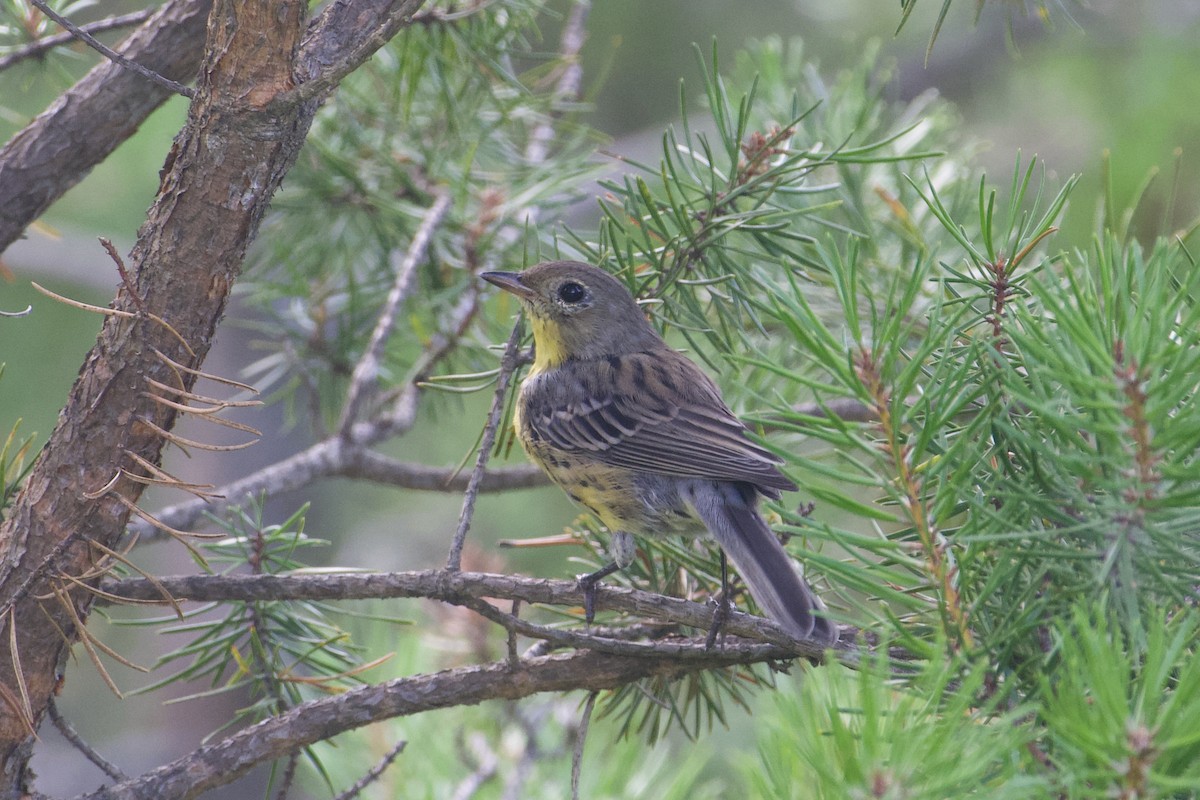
<box><xmin>528</xmin><ymin>313</ymin><xmax>569</xmax><ymax>374</ymax></box>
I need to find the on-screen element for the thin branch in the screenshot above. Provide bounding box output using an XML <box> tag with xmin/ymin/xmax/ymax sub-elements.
<box><xmin>72</xmin><ymin>646</ymin><xmax>793</xmax><ymax>800</ymax></box>
<box><xmin>522</xmin><ymin>622</ymin><xmax>677</xmax><ymax>658</ymax></box>
<box><xmin>99</xmin><ymin>237</ymin><xmax>148</xmax><ymax>315</ymax></box>
<box><xmin>506</xmin><ymin>600</ymin><xmax>521</xmax><ymax>666</ymax></box>
<box><xmin>454</xmin><ymin>594</ymin><xmax>705</xmax><ymax>660</ymax></box>
<box><xmin>339</xmin><ymin>192</ymin><xmax>451</xmax><ymax>434</ymax></box>
<box><xmin>126</xmin><ymin>437</ymin><xmax>545</xmax><ymax>541</ymax></box>
<box><xmin>525</xmin><ymin>0</ymin><xmax>589</xmax><ymax>165</ymax></box>
<box><xmin>332</xmin><ymin>739</ymin><xmax>407</xmax><ymax>800</ymax></box>
<box><xmin>446</xmin><ymin>322</ymin><xmax>525</xmax><ymax>571</ymax></box>
<box><xmin>124</xmin><ymin>436</ymin><xmax>347</xmax><ymax>540</ymax></box>
<box><xmin>344</xmin><ymin>452</ymin><xmax>547</xmax><ymax>492</ymax></box>
<box><xmin>0</xmin><ymin>8</ymin><xmax>155</xmax><ymax>72</ymax></box>
<box><xmin>570</xmin><ymin>692</ymin><xmax>597</xmax><ymax>800</ymax></box>
<box><xmin>410</xmin><ymin>7</ymin><xmax>592</xmax><ymax>578</ymax></box>
<box><xmin>27</xmin><ymin>0</ymin><xmax>194</xmax><ymax>97</ymax></box>
<box><xmin>98</xmin><ymin>570</ymin><xmax>840</xmax><ymax>657</ymax></box>
<box><xmin>500</xmin><ymin>703</ymin><xmax>548</xmax><ymax>800</ymax></box>
<box><xmin>0</xmin><ymin>0</ymin><xmax>212</xmax><ymax>255</ymax></box>
<box><xmin>346</xmin><ymin>286</ymin><xmax>481</xmax><ymax>444</ymax></box>
<box><xmin>450</xmin><ymin>732</ymin><xmax>499</xmax><ymax>800</ymax></box>
<box><xmin>270</xmin><ymin>750</ymin><xmax>299</xmax><ymax>800</ymax></box>
<box><xmin>47</xmin><ymin>699</ymin><xmax>128</xmax><ymax>781</ymax></box>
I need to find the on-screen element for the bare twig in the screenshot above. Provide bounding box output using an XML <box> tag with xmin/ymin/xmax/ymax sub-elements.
<box><xmin>339</xmin><ymin>192</ymin><xmax>452</xmax><ymax>434</ymax></box>
<box><xmin>99</xmin><ymin>237</ymin><xmax>147</xmax><ymax>315</ymax></box>
<box><xmin>437</xmin><ymin>0</ymin><xmax>592</xmax><ymax>568</ymax></box>
<box><xmin>271</xmin><ymin>750</ymin><xmax>300</xmax><ymax>800</ymax></box>
<box><xmin>332</xmin><ymin>738</ymin><xmax>407</xmax><ymax>800</ymax></box>
<box><xmin>0</xmin><ymin>8</ymin><xmax>154</xmax><ymax>72</ymax></box>
<box><xmin>522</xmin><ymin>622</ymin><xmax>677</xmax><ymax>658</ymax></box>
<box><xmin>525</xmin><ymin>0</ymin><xmax>589</xmax><ymax>166</ymax></box>
<box><xmin>446</xmin><ymin>322</ymin><xmax>526</xmax><ymax>571</ymax></box>
<box><xmin>127</xmin><ymin>437</ymin><xmax>546</xmax><ymax>541</ymax></box>
<box><xmin>0</xmin><ymin>0</ymin><xmax>211</xmax><ymax>255</ymax></box>
<box><xmin>456</xmin><ymin>593</ymin><xmax>780</xmax><ymax>661</ymax></box>
<box><xmin>28</xmin><ymin>0</ymin><xmax>195</xmax><ymax>97</ymax></box>
<box><xmin>450</xmin><ymin>732</ymin><xmax>499</xmax><ymax>800</ymax></box>
<box><xmin>506</xmin><ymin>600</ymin><xmax>521</xmax><ymax>666</ymax></box>
<box><xmin>99</xmin><ymin>569</ymin><xmax>841</xmax><ymax>657</ymax></box>
<box><xmin>72</xmin><ymin>646</ymin><xmax>794</xmax><ymax>800</ymax></box>
<box><xmin>571</xmin><ymin>692</ymin><xmax>597</xmax><ymax>800</ymax></box>
<box><xmin>344</xmin><ymin>452</ymin><xmax>547</xmax><ymax>492</ymax></box>
<box><xmin>500</xmin><ymin>703</ymin><xmax>547</xmax><ymax>800</ymax></box>
<box><xmin>47</xmin><ymin>699</ymin><xmax>127</xmax><ymax>781</ymax></box>
<box><xmin>347</xmin><ymin>286</ymin><xmax>482</xmax><ymax>443</ymax></box>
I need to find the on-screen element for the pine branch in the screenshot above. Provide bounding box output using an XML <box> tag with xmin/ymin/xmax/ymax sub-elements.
<box><xmin>71</xmin><ymin>644</ymin><xmax>792</xmax><ymax>800</ymax></box>
<box><xmin>99</xmin><ymin>569</ymin><xmax>841</xmax><ymax>656</ymax></box>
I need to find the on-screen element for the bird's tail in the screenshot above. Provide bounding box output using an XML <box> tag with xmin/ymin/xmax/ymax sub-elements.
<box><xmin>687</xmin><ymin>481</ymin><xmax>837</xmax><ymax>644</ymax></box>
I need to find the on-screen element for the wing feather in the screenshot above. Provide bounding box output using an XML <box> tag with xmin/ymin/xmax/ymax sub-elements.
<box><xmin>523</xmin><ymin>350</ymin><xmax>795</xmax><ymax>493</ymax></box>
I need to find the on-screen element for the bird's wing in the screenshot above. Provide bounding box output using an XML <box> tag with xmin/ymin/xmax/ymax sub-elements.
<box><xmin>524</xmin><ymin>350</ymin><xmax>796</xmax><ymax>493</ymax></box>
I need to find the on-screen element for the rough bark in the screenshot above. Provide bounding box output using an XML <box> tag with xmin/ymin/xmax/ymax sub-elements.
<box><xmin>0</xmin><ymin>0</ymin><xmax>426</xmax><ymax>790</ymax></box>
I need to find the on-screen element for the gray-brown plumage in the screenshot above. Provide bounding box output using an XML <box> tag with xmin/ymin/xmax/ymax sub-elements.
<box><xmin>483</xmin><ymin>261</ymin><xmax>837</xmax><ymax>644</ymax></box>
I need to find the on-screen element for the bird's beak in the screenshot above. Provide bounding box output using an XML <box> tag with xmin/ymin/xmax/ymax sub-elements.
<box><xmin>481</xmin><ymin>271</ymin><xmax>537</xmax><ymax>301</ymax></box>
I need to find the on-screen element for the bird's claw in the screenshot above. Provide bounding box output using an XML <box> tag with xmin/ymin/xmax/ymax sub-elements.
<box><xmin>576</xmin><ymin>561</ymin><xmax>620</xmax><ymax>628</ymax></box>
<box><xmin>704</xmin><ymin>592</ymin><xmax>732</xmax><ymax>650</ymax></box>
<box><xmin>578</xmin><ymin>574</ymin><xmax>600</xmax><ymax>627</ymax></box>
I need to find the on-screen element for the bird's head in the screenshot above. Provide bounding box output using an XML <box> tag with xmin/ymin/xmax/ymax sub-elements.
<box><xmin>482</xmin><ymin>261</ymin><xmax>662</xmax><ymax>370</ymax></box>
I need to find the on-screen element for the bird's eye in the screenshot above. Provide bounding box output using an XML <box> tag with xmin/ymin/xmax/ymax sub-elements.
<box><xmin>557</xmin><ymin>282</ymin><xmax>587</xmax><ymax>304</ymax></box>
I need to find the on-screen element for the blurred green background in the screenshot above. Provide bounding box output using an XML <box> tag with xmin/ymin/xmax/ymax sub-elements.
<box><xmin>7</xmin><ymin>0</ymin><xmax>1200</xmax><ymax>577</ymax></box>
<box><xmin>6</xmin><ymin>0</ymin><xmax>1200</xmax><ymax>452</ymax></box>
<box><xmin>3</xmin><ymin>1</ymin><xmax>1200</xmax><ymax>796</ymax></box>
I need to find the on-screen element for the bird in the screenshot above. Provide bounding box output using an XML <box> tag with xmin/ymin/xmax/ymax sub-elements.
<box><xmin>481</xmin><ymin>260</ymin><xmax>837</xmax><ymax>644</ymax></box>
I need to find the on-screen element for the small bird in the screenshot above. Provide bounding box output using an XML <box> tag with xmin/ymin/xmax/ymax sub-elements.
<box><xmin>482</xmin><ymin>261</ymin><xmax>837</xmax><ymax>644</ymax></box>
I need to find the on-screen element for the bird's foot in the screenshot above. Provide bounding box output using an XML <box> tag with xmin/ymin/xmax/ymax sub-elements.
<box><xmin>704</xmin><ymin>591</ymin><xmax>732</xmax><ymax>650</ymax></box>
<box><xmin>576</xmin><ymin>562</ymin><xmax>621</xmax><ymax>627</ymax></box>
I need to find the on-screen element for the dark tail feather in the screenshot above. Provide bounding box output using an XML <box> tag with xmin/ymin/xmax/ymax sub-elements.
<box><xmin>688</xmin><ymin>482</ymin><xmax>837</xmax><ymax>644</ymax></box>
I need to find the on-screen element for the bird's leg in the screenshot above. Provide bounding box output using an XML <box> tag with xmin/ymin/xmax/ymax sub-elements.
<box><xmin>577</xmin><ymin>531</ymin><xmax>635</xmax><ymax>627</ymax></box>
<box><xmin>577</xmin><ymin>562</ymin><xmax>620</xmax><ymax>626</ymax></box>
<box><xmin>705</xmin><ymin>550</ymin><xmax>732</xmax><ymax>650</ymax></box>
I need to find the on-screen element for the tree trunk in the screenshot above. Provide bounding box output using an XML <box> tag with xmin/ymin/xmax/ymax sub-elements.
<box><xmin>0</xmin><ymin>1</ymin><xmax>314</xmax><ymax>790</ymax></box>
